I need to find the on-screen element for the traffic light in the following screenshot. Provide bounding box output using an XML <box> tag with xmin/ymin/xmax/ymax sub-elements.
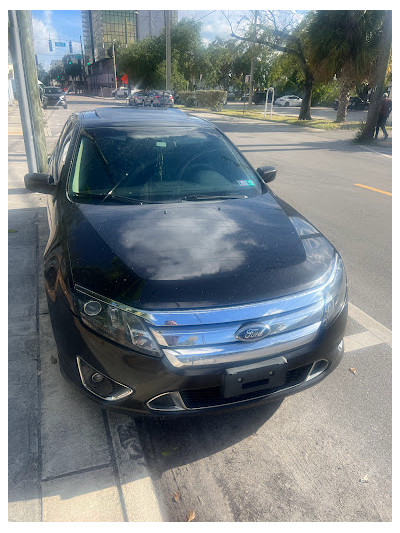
<box><xmin>68</xmin><ymin>61</ymin><xmax>72</xmax><ymax>65</ymax></box>
<box><xmin>49</xmin><ymin>39</ymin><xmax>53</xmax><ymax>52</ymax></box>
<box><xmin>69</xmin><ymin>41</ymin><xmax>73</xmax><ymax>53</ymax></box>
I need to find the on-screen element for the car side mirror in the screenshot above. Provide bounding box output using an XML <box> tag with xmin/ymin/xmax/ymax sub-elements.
<box><xmin>24</xmin><ymin>173</ymin><xmax>56</xmax><ymax>195</ymax></box>
<box><xmin>257</xmin><ymin>166</ymin><xmax>277</xmax><ymax>184</ymax></box>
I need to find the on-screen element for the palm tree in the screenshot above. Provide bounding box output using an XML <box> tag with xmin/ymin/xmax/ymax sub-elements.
<box><xmin>307</xmin><ymin>10</ymin><xmax>385</xmax><ymax>123</ymax></box>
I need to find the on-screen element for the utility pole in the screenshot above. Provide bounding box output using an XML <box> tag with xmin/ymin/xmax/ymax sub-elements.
<box><xmin>112</xmin><ymin>39</ymin><xmax>117</xmax><ymax>90</ymax></box>
<box><xmin>165</xmin><ymin>10</ymin><xmax>171</xmax><ymax>92</ymax></box>
<box><xmin>8</xmin><ymin>10</ymin><xmax>48</xmax><ymax>174</ymax></box>
<box><xmin>248</xmin><ymin>10</ymin><xmax>258</xmax><ymax>108</ymax></box>
<box><xmin>80</xmin><ymin>35</ymin><xmax>86</xmax><ymax>93</ymax></box>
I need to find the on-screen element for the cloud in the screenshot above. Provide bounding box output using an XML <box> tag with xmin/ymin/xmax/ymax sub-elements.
<box><xmin>32</xmin><ymin>12</ymin><xmax>81</xmax><ymax>70</ymax></box>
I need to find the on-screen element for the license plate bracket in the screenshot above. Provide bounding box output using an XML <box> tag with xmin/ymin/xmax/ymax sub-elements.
<box><xmin>223</xmin><ymin>357</ymin><xmax>287</xmax><ymax>398</ymax></box>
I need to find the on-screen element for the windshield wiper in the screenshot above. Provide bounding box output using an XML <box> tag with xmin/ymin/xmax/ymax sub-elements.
<box><xmin>182</xmin><ymin>194</ymin><xmax>248</xmax><ymax>201</ymax></box>
<box><xmin>70</xmin><ymin>192</ymin><xmax>158</xmax><ymax>204</ymax></box>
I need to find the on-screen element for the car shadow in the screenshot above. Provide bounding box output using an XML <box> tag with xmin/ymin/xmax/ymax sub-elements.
<box><xmin>132</xmin><ymin>399</ymin><xmax>283</xmax><ymax>477</ymax></box>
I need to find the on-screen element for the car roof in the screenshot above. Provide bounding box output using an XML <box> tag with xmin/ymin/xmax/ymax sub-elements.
<box><xmin>79</xmin><ymin>107</ymin><xmax>213</xmax><ymax>130</ymax></box>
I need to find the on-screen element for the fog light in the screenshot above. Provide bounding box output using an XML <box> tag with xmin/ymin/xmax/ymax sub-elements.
<box><xmin>77</xmin><ymin>357</ymin><xmax>133</xmax><ymax>401</ymax></box>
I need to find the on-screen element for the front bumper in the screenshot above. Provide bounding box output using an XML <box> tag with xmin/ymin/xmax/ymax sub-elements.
<box><xmin>48</xmin><ymin>291</ymin><xmax>347</xmax><ymax>416</ymax></box>
<box><xmin>43</xmin><ymin>98</ymin><xmax>66</xmax><ymax>107</ymax></box>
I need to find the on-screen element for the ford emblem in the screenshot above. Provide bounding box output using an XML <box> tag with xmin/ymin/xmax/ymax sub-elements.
<box><xmin>235</xmin><ymin>322</ymin><xmax>271</xmax><ymax>342</ymax></box>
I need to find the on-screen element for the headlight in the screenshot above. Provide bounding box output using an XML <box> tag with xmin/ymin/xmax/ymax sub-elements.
<box><xmin>322</xmin><ymin>254</ymin><xmax>347</xmax><ymax>325</ymax></box>
<box><xmin>75</xmin><ymin>286</ymin><xmax>161</xmax><ymax>357</ymax></box>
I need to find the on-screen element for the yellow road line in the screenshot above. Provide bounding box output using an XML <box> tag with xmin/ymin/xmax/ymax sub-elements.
<box><xmin>354</xmin><ymin>183</ymin><xmax>392</xmax><ymax>196</ymax></box>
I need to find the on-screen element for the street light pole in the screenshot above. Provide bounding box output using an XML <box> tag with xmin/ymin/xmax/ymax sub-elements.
<box><xmin>8</xmin><ymin>10</ymin><xmax>48</xmax><ymax>174</ymax></box>
<box><xmin>112</xmin><ymin>39</ymin><xmax>117</xmax><ymax>91</ymax></box>
<box><xmin>165</xmin><ymin>10</ymin><xmax>171</xmax><ymax>92</ymax></box>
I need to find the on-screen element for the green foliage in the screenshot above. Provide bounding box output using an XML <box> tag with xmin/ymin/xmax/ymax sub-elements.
<box><xmin>268</xmin><ymin>53</ymin><xmax>305</xmax><ymax>97</ymax></box>
<box><xmin>307</xmin><ymin>10</ymin><xmax>385</xmax><ymax>84</ymax></box>
<box><xmin>195</xmin><ymin>90</ymin><xmax>227</xmax><ymax>111</ymax></box>
<box><xmin>311</xmin><ymin>80</ymin><xmax>339</xmax><ymax>105</ymax></box>
<box><xmin>177</xmin><ymin>91</ymin><xmax>197</xmax><ymax>106</ymax></box>
<box><xmin>37</xmin><ymin>63</ymin><xmax>50</xmax><ymax>85</ymax></box>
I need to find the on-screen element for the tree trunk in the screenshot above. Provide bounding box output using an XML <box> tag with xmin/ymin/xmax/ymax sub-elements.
<box><xmin>358</xmin><ymin>10</ymin><xmax>392</xmax><ymax>142</ymax></box>
<box><xmin>335</xmin><ymin>77</ymin><xmax>353</xmax><ymax>123</ymax></box>
<box><xmin>298</xmin><ymin>75</ymin><xmax>313</xmax><ymax>120</ymax></box>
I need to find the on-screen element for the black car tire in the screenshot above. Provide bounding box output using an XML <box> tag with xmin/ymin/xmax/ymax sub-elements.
<box><xmin>285</xmin><ymin>101</ymin><xmax>289</xmax><ymax>107</ymax></box>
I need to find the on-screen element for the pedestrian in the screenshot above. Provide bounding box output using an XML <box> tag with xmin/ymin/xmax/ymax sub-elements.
<box><xmin>374</xmin><ymin>93</ymin><xmax>392</xmax><ymax>140</ymax></box>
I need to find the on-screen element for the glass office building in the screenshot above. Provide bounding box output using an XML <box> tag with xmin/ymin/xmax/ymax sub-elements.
<box><xmin>82</xmin><ymin>10</ymin><xmax>137</xmax><ymax>64</ymax></box>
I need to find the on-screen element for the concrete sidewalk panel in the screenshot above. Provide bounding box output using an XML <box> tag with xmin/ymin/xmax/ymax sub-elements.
<box><xmin>39</xmin><ymin>313</ymin><xmax>112</xmax><ymax>479</ymax></box>
<box><xmin>42</xmin><ymin>467</ymin><xmax>124</xmax><ymax>522</ymax></box>
<box><xmin>8</xmin><ymin>316</ymin><xmax>41</xmax><ymax>522</ymax></box>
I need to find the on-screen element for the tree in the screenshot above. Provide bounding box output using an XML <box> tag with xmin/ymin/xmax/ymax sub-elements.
<box><xmin>49</xmin><ymin>64</ymin><xmax>65</xmax><ymax>85</ymax></box>
<box><xmin>226</xmin><ymin>10</ymin><xmax>316</xmax><ymax>119</ymax></box>
<box><xmin>307</xmin><ymin>10</ymin><xmax>385</xmax><ymax>123</ymax></box>
<box><xmin>118</xmin><ymin>18</ymin><xmax>206</xmax><ymax>91</ymax></box>
<box><xmin>37</xmin><ymin>63</ymin><xmax>50</xmax><ymax>85</ymax></box>
<box><xmin>357</xmin><ymin>10</ymin><xmax>392</xmax><ymax>141</ymax></box>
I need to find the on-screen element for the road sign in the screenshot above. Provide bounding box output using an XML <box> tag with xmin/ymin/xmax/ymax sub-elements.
<box><xmin>55</xmin><ymin>42</ymin><xmax>66</xmax><ymax>47</ymax></box>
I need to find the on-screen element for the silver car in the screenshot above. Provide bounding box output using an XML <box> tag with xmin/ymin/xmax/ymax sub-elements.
<box><xmin>145</xmin><ymin>90</ymin><xmax>174</xmax><ymax>107</ymax></box>
<box><xmin>129</xmin><ymin>91</ymin><xmax>147</xmax><ymax>106</ymax></box>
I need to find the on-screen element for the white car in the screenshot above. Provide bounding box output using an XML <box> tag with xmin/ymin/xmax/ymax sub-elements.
<box><xmin>274</xmin><ymin>95</ymin><xmax>303</xmax><ymax>107</ymax></box>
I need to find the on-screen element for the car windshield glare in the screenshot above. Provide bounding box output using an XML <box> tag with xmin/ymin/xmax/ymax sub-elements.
<box><xmin>68</xmin><ymin>127</ymin><xmax>263</xmax><ymax>204</ymax></box>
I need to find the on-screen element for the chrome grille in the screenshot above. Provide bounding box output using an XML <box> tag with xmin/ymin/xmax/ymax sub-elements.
<box><xmin>142</xmin><ymin>256</ymin><xmax>339</xmax><ymax>368</ymax></box>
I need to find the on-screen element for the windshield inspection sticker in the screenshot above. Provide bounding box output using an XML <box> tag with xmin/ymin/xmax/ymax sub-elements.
<box><xmin>237</xmin><ymin>180</ymin><xmax>256</xmax><ymax>186</ymax></box>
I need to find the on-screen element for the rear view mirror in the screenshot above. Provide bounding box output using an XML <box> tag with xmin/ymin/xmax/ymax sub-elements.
<box><xmin>24</xmin><ymin>173</ymin><xmax>56</xmax><ymax>195</ymax></box>
<box><xmin>257</xmin><ymin>166</ymin><xmax>277</xmax><ymax>184</ymax></box>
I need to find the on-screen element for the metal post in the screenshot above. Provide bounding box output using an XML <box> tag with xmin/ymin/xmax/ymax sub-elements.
<box><xmin>264</xmin><ymin>87</ymin><xmax>274</xmax><ymax>119</ymax></box>
<box><xmin>9</xmin><ymin>10</ymin><xmax>48</xmax><ymax>174</ymax></box>
<box><xmin>165</xmin><ymin>10</ymin><xmax>171</xmax><ymax>92</ymax></box>
<box><xmin>112</xmin><ymin>40</ymin><xmax>117</xmax><ymax>90</ymax></box>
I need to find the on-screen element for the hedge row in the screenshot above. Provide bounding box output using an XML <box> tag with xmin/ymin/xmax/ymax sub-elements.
<box><xmin>177</xmin><ymin>90</ymin><xmax>227</xmax><ymax>111</ymax></box>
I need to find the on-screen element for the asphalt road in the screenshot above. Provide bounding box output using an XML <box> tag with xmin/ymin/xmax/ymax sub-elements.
<box><xmin>35</xmin><ymin>96</ymin><xmax>392</xmax><ymax>522</ymax></box>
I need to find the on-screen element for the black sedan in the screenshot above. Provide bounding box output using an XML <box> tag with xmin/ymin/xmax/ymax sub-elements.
<box><xmin>332</xmin><ymin>96</ymin><xmax>369</xmax><ymax>111</ymax></box>
<box><xmin>25</xmin><ymin>108</ymin><xmax>347</xmax><ymax>415</ymax></box>
<box><xmin>40</xmin><ymin>86</ymin><xmax>67</xmax><ymax>109</ymax></box>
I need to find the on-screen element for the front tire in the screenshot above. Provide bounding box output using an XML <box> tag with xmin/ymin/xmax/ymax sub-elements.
<box><xmin>285</xmin><ymin>101</ymin><xmax>289</xmax><ymax>107</ymax></box>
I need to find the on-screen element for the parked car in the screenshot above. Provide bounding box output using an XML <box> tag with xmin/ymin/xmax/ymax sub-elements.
<box><xmin>40</xmin><ymin>86</ymin><xmax>67</xmax><ymax>109</ymax></box>
<box><xmin>332</xmin><ymin>97</ymin><xmax>369</xmax><ymax>111</ymax></box>
<box><xmin>112</xmin><ymin>87</ymin><xmax>129</xmax><ymax>99</ymax></box>
<box><xmin>274</xmin><ymin>95</ymin><xmax>302</xmax><ymax>107</ymax></box>
<box><xmin>128</xmin><ymin>91</ymin><xmax>147</xmax><ymax>106</ymax></box>
<box><xmin>145</xmin><ymin>90</ymin><xmax>174</xmax><ymax>107</ymax></box>
<box><xmin>240</xmin><ymin>92</ymin><xmax>270</xmax><ymax>104</ymax></box>
<box><xmin>24</xmin><ymin>107</ymin><xmax>347</xmax><ymax>416</ymax></box>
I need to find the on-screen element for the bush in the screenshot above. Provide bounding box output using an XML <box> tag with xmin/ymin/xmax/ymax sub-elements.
<box><xmin>195</xmin><ymin>90</ymin><xmax>227</xmax><ymax>111</ymax></box>
<box><xmin>176</xmin><ymin>91</ymin><xmax>196</xmax><ymax>106</ymax></box>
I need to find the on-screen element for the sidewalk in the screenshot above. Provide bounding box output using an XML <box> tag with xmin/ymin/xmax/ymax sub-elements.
<box><xmin>8</xmin><ymin>105</ymin><xmax>163</xmax><ymax>522</ymax></box>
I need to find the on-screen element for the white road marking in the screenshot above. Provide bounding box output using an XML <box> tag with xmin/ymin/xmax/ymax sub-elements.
<box><xmin>344</xmin><ymin>331</ymin><xmax>384</xmax><ymax>353</ymax></box>
<box><xmin>348</xmin><ymin>302</ymin><xmax>392</xmax><ymax>347</ymax></box>
<box><xmin>358</xmin><ymin>144</ymin><xmax>392</xmax><ymax>159</ymax></box>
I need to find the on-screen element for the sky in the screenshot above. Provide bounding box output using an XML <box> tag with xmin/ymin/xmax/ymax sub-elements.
<box><xmin>31</xmin><ymin>8</ymin><xmax>271</xmax><ymax>70</ymax></box>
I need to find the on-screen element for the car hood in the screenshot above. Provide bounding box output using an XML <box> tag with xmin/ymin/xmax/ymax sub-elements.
<box><xmin>66</xmin><ymin>193</ymin><xmax>335</xmax><ymax>310</ymax></box>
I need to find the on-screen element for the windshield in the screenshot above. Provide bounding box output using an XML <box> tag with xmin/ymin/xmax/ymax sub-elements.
<box><xmin>68</xmin><ymin>126</ymin><xmax>263</xmax><ymax>204</ymax></box>
<box><xmin>44</xmin><ymin>88</ymin><xmax>63</xmax><ymax>94</ymax></box>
